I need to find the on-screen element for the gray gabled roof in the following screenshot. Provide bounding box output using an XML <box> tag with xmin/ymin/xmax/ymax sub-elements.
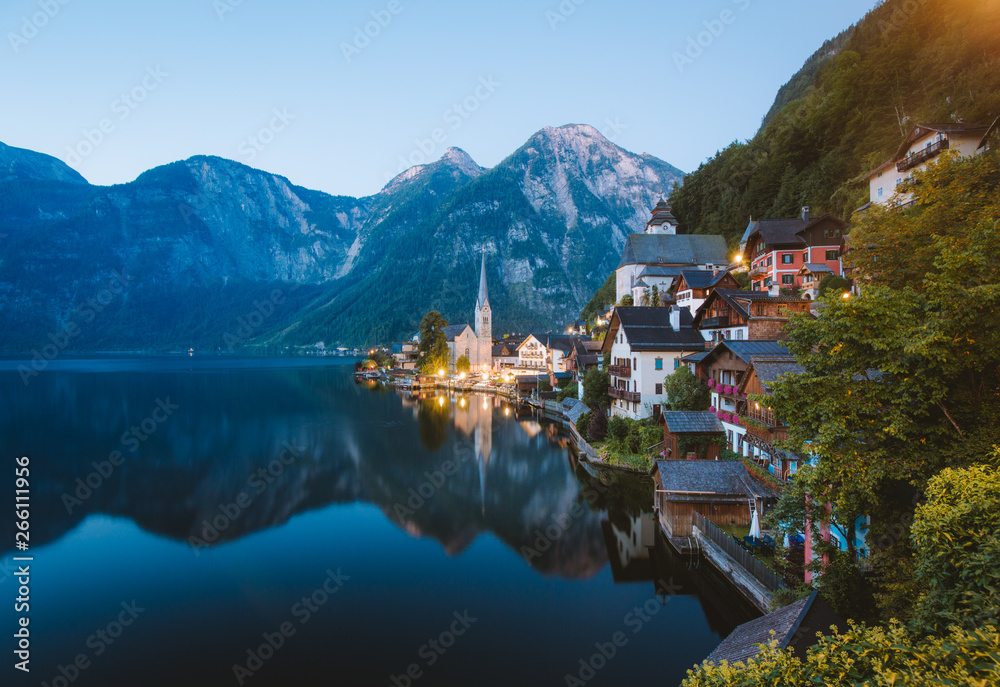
<box><xmin>653</xmin><ymin>460</ymin><xmax>780</xmax><ymax>500</ymax></box>
<box><xmin>678</xmin><ymin>269</ymin><xmax>731</xmax><ymax>289</ymax></box>
<box><xmin>662</xmin><ymin>411</ymin><xmax>725</xmax><ymax>434</ymax></box>
<box><xmin>704</xmin><ymin>340</ymin><xmax>793</xmax><ymax>365</ymax></box>
<box><xmin>442</xmin><ymin>324</ymin><xmax>473</xmax><ymax>341</ymax></box>
<box><xmin>617</xmin><ymin>234</ymin><xmax>728</xmax><ymax>270</ymax></box>
<box><xmin>800</xmin><ymin>263</ymin><xmax>834</xmax><ymax>274</ymax></box>
<box><xmin>611</xmin><ymin>307</ymin><xmax>703</xmax><ymax>351</ymax></box>
<box><xmin>751</xmin><ymin>358</ymin><xmax>804</xmax><ymax>392</ymax></box>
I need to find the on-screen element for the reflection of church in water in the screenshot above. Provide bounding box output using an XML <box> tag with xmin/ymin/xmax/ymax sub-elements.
<box><xmin>453</xmin><ymin>395</ymin><xmax>495</xmax><ymax>513</ymax></box>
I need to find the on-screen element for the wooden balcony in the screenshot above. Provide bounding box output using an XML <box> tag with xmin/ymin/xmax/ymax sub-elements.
<box><xmin>749</xmin><ymin>265</ymin><xmax>768</xmax><ymax>278</ymax></box>
<box><xmin>609</xmin><ymin>387</ymin><xmax>641</xmax><ymax>403</ymax></box>
<box><xmin>609</xmin><ymin>364</ymin><xmax>631</xmax><ymax>378</ymax></box>
<box><xmin>702</xmin><ymin>316</ymin><xmax>729</xmax><ymax>328</ymax></box>
<box><xmin>897</xmin><ymin>138</ymin><xmax>948</xmax><ymax>172</ymax></box>
<box><xmin>744</xmin><ymin>422</ymin><xmax>787</xmax><ymax>446</ymax></box>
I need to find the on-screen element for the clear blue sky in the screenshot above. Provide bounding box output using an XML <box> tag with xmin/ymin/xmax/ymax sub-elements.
<box><xmin>0</xmin><ymin>0</ymin><xmax>879</xmax><ymax>198</ymax></box>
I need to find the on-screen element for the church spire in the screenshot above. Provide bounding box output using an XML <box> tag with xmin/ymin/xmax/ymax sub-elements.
<box><xmin>476</xmin><ymin>251</ymin><xmax>489</xmax><ymax>310</ymax></box>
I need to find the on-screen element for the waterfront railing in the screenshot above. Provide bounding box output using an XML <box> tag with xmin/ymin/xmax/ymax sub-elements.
<box><xmin>692</xmin><ymin>512</ymin><xmax>785</xmax><ymax>592</ymax></box>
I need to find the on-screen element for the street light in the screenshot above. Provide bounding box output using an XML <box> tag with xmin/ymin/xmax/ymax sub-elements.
<box><xmin>842</xmin><ymin>291</ymin><xmax>852</xmax><ymax>300</ymax></box>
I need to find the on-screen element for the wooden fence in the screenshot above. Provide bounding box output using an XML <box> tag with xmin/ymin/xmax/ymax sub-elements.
<box><xmin>693</xmin><ymin>512</ymin><xmax>785</xmax><ymax>591</ymax></box>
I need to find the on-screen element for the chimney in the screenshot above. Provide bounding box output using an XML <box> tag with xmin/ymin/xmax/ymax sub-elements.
<box><xmin>801</xmin><ymin>206</ymin><xmax>810</xmax><ymax>222</ymax></box>
<box><xmin>713</xmin><ymin>267</ymin><xmax>719</xmax><ymax>277</ymax></box>
<box><xmin>669</xmin><ymin>306</ymin><xmax>681</xmax><ymax>331</ymax></box>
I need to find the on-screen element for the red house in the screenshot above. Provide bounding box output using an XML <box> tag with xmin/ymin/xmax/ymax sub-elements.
<box><xmin>739</xmin><ymin>207</ymin><xmax>846</xmax><ymax>293</ymax></box>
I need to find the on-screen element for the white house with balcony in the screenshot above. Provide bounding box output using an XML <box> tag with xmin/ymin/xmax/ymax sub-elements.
<box><xmin>600</xmin><ymin>306</ymin><xmax>706</xmax><ymax>421</ymax></box>
<box><xmin>516</xmin><ymin>334</ymin><xmax>548</xmax><ymax>370</ymax></box>
<box><xmin>863</xmin><ymin>121</ymin><xmax>995</xmax><ymax>209</ymax></box>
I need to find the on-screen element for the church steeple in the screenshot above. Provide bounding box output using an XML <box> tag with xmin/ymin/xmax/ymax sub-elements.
<box><xmin>474</xmin><ymin>251</ymin><xmax>492</xmax><ymax>373</ymax></box>
<box><xmin>476</xmin><ymin>251</ymin><xmax>490</xmax><ymax>311</ymax></box>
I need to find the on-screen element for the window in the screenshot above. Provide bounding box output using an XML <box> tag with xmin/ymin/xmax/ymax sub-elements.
<box><xmin>802</xmin><ymin>251</ymin><xmax>808</xmax><ymax>262</ymax></box>
<box><xmin>737</xmin><ymin>329</ymin><xmax>743</xmax><ymax>340</ymax></box>
<box><xmin>782</xmin><ymin>274</ymin><xmax>794</xmax><ymax>285</ymax></box>
<box><xmin>877</xmin><ymin>187</ymin><xmax>884</xmax><ymax>198</ymax></box>
<box><xmin>781</xmin><ymin>254</ymin><xmax>793</xmax><ymax>264</ymax></box>
<box><xmin>766</xmin><ymin>256</ymin><xmax>772</xmax><ymax>266</ymax></box>
<box><xmin>633</xmin><ymin>358</ymin><xmax>637</xmax><ymax>370</ymax></box>
<box><xmin>826</xmin><ymin>249</ymin><xmax>839</xmax><ymax>261</ymax></box>
<box><xmin>674</xmin><ymin>358</ymin><xmax>679</xmax><ymax>369</ymax></box>
<box><xmin>655</xmin><ymin>383</ymin><xmax>663</xmax><ymax>395</ymax></box>
<box><xmin>764</xmin><ymin>277</ymin><xmax>772</xmax><ymax>287</ymax></box>
<box><xmin>655</xmin><ymin>357</ymin><xmax>663</xmax><ymax>370</ymax></box>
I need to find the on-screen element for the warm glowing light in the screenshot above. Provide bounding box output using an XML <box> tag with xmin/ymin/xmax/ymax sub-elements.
<box><xmin>483</xmin><ymin>399</ymin><xmax>489</xmax><ymax>409</ymax></box>
<box><xmin>459</xmin><ymin>372</ymin><xmax>466</xmax><ymax>380</ymax></box>
<box><xmin>504</xmin><ymin>407</ymin><xmax>510</xmax><ymax>416</ymax></box>
<box><xmin>842</xmin><ymin>291</ymin><xmax>852</xmax><ymax>299</ymax></box>
<box><xmin>438</xmin><ymin>397</ymin><xmax>445</xmax><ymax>407</ymax></box>
<box><xmin>459</xmin><ymin>398</ymin><xmax>466</xmax><ymax>408</ymax></box>
<box><xmin>438</xmin><ymin>369</ymin><xmax>445</xmax><ymax>377</ymax></box>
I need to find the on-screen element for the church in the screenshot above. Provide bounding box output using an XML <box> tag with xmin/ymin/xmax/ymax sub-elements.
<box><xmin>443</xmin><ymin>254</ymin><xmax>493</xmax><ymax>374</ymax></box>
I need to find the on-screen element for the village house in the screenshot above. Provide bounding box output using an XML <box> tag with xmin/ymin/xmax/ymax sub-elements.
<box><xmin>616</xmin><ymin>201</ymin><xmax>729</xmax><ymax>304</ymax></box>
<box><xmin>863</xmin><ymin>121</ymin><xmax>997</xmax><ymax>209</ymax></box>
<box><xmin>739</xmin><ymin>208</ymin><xmax>847</xmax><ymax>293</ymax></box>
<box><xmin>670</xmin><ymin>269</ymin><xmax>740</xmax><ymax>314</ymax></box>
<box><xmin>601</xmin><ymin>306</ymin><xmax>706</xmax><ymax>421</ymax></box>
<box><xmin>516</xmin><ymin>334</ymin><xmax>548</xmax><ymax>370</ymax></box>
<box><xmin>491</xmin><ymin>339</ymin><xmax>522</xmax><ymax>371</ymax></box>
<box><xmin>651</xmin><ymin>460</ymin><xmax>780</xmax><ymax>539</ymax></box>
<box><xmin>660</xmin><ymin>411</ymin><xmax>726</xmax><ymax>461</ymax></box>
<box><xmin>545</xmin><ymin>335</ymin><xmax>577</xmax><ymax>374</ymax></box>
<box><xmin>566</xmin><ymin>339</ymin><xmax>602</xmax><ymax>396</ymax></box>
<box><xmin>737</xmin><ymin>356</ymin><xmax>804</xmax><ymax>481</ymax></box>
<box><xmin>391</xmin><ymin>339</ymin><xmax>420</xmax><ymax>370</ymax></box>
<box><xmin>796</xmin><ymin>263</ymin><xmax>835</xmax><ymax>300</ymax></box>
<box><xmin>699</xmin><ymin>341</ymin><xmax>794</xmax><ymax>453</ymax></box>
<box><xmin>693</xmin><ymin>289</ymin><xmax>811</xmax><ymax>344</ymax></box>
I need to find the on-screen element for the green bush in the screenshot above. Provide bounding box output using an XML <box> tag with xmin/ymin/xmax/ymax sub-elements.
<box><xmin>556</xmin><ymin>383</ymin><xmax>579</xmax><ymax>403</ymax></box>
<box><xmin>588</xmin><ymin>410</ymin><xmax>608</xmax><ymax>441</ymax></box>
<box><xmin>575</xmin><ymin>412</ymin><xmax>592</xmax><ymax>438</ymax></box>
<box><xmin>608</xmin><ymin>416</ymin><xmax>629</xmax><ymax>443</ymax></box>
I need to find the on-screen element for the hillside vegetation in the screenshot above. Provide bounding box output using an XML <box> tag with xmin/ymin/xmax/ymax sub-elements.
<box><xmin>669</xmin><ymin>0</ymin><xmax>1000</xmax><ymax>245</ymax></box>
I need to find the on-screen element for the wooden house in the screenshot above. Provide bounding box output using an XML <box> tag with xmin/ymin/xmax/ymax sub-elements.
<box><xmin>661</xmin><ymin>411</ymin><xmax>726</xmax><ymax>461</ymax></box>
<box><xmin>651</xmin><ymin>460</ymin><xmax>780</xmax><ymax>538</ymax></box>
<box><xmin>693</xmin><ymin>289</ymin><xmax>810</xmax><ymax>345</ymax></box>
<box><xmin>671</xmin><ymin>269</ymin><xmax>741</xmax><ymax>314</ymax></box>
<box><xmin>738</xmin><ymin>357</ymin><xmax>804</xmax><ymax>481</ymax></box>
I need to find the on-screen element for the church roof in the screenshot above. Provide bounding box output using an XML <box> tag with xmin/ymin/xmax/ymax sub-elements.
<box><xmin>617</xmin><ymin>234</ymin><xmax>728</xmax><ymax>270</ymax></box>
<box><xmin>476</xmin><ymin>253</ymin><xmax>490</xmax><ymax>311</ymax></box>
<box><xmin>442</xmin><ymin>324</ymin><xmax>473</xmax><ymax>341</ymax></box>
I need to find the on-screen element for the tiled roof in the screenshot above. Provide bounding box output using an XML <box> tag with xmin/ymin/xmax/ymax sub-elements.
<box><xmin>617</xmin><ymin>234</ymin><xmax>728</xmax><ymax>269</ymax></box>
<box><xmin>800</xmin><ymin>263</ymin><xmax>833</xmax><ymax>273</ymax></box>
<box><xmin>679</xmin><ymin>350</ymin><xmax>711</xmax><ymax>364</ymax></box>
<box><xmin>653</xmin><ymin>460</ymin><xmax>780</xmax><ymax>500</ymax></box>
<box><xmin>663</xmin><ymin>411</ymin><xmax>725</xmax><ymax>434</ymax></box>
<box><xmin>703</xmin><ymin>594</ymin><xmax>813</xmax><ymax>666</ymax></box>
<box><xmin>442</xmin><ymin>324</ymin><xmax>473</xmax><ymax>341</ymax></box>
<box><xmin>638</xmin><ymin>265</ymin><xmax>686</xmax><ymax>279</ymax></box>
<box><xmin>705</xmin><ymin>340</ymin><xmax>792</xmax><ymax>365</ymax></box>
<box><xmin>752</xmin><ymin>359</ymin><xmax>804</xmax><ymax>391</ymax></box>
<box><xmin>678</xmin><ymin>269</ymin><xmax>730</xmax><ymax>289</ymax></box>
<box><xmin>612</xmin><ymin>307</ymin><xmax>703</xmax><ymax>351</ymax></box>
<box><xmin>743</xmin><ymin>219</ymin><xmax>809</xmax><ymax>247</ymax></box>
<box><xmin>701</xmin><ymin>289</ymin><xmax>809</xmax><ymax>321</ymax></box>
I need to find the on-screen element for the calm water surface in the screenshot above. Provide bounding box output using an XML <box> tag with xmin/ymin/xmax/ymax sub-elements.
<box><xmin>1</xmin><ymin>358</ymin><xmax>756</xmax><ymax>686</ymax></box>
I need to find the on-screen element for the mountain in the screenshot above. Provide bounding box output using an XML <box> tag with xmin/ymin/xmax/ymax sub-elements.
<box><xmin>0</xmin><ymin>125</ymin><xmax>684</xmax><ymax>351</ymax></box>
<box><xmin>669</xmin><ymin>0</ymin><xmax>1000</xmax><ymax>244</ymax></box>
<box><xmin>0</xmin><ymin>141</ymin><xmax>88</xmax><ymax>185</ymax></box>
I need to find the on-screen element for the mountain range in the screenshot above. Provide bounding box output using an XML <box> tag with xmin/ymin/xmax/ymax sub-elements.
<box><xmin>0</xmin><ymin>125</ymin><xmax>684</xmax><ymax>351</ymax></box>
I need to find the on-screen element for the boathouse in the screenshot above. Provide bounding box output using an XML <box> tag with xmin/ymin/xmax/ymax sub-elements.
<box><xmin>661</xmin><ymin>411</ymin><xmax>726</xmax><ymax>460</ymax></box>
<box><xmin>651</xmin><ymin>460</ymin><xmax>780</xmax><ymax>538</ymax></box>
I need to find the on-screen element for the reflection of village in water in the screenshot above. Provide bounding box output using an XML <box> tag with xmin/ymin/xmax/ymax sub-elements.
<box><xmin>393</xmin><ymin>385</ymin><xmax>758</xmax><ymax>633</ymax></box>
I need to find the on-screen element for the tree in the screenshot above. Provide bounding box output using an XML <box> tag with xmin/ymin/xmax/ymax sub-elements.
<box><xmin>588</xmin><ymin>409</ymin><xmax>608</xmax><ymax>442</ymax></box>
<box><xmin>651</xmin><ymin>284</ymin><xmax>661</xmax><ymax>306</ymax></box>
<box><xmin>817</xmin><ymin>273</ymin><xmax>850</xmax><ymax>296</ymax></box>
<box><xmin>910</xmin><ymin>458</ymin><xmax>1000</xmax><ymax>634</ymax></box>
<box><xmin>581</xmin><ymin>272</ymin><xmax>616</xmax><ymax>322</ymax></box>
<box><xmin>417</xmin><ymin>311</ymin><xmax>451</xmax><ymax>374</ymax></box>
<box><xmin>582</xmin><ymin>368</ymin><xmax>610</xmax><ymax>410</ymax></box>
<box><xmin>556</xmin><ymin>383</ymin><xmax>579</xmax><ymax>402</ymax></box>
<box><xmin>664</xmin><ymin>366</ymin><xmax>710</xmax><ymax>411</ymax></box>
<box><xmin>618</xmin><ymin>294</ymin><xmax>634</xmax><ymax>306</ymax></box>
<box><xmin>766</xmin><ymin>150</ymin><xmax>1000</xmax><ymax>620</ymax></box>
<box><xmin>455</xmin><ymin>355</ymin><xmax>470</xmax><ymax>373</ymax></box>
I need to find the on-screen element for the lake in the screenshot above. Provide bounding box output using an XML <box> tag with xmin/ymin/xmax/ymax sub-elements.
<box><xmin>0</xmin><ymin>357</ymin><xmax>756</xmax><ymax>686</ymax></box>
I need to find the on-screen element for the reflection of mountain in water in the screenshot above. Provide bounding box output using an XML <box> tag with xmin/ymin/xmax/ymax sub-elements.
<box><xmin>0</xmin><ymin>363</ymin><xmax>606</xmax><ymax>578</ymax></box>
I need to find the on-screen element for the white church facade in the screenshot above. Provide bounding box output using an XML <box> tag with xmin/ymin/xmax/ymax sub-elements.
<box><xmin>444</xmin><ymin>254</ymin><xmax>493</xmax><ymax>373</ymax></box>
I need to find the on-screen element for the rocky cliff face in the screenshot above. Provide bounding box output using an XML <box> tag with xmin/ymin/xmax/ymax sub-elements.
<box><xmin>0</xmin><ymin>125</ymin><xmax>684</xmax><ymax>349</ymax></box>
